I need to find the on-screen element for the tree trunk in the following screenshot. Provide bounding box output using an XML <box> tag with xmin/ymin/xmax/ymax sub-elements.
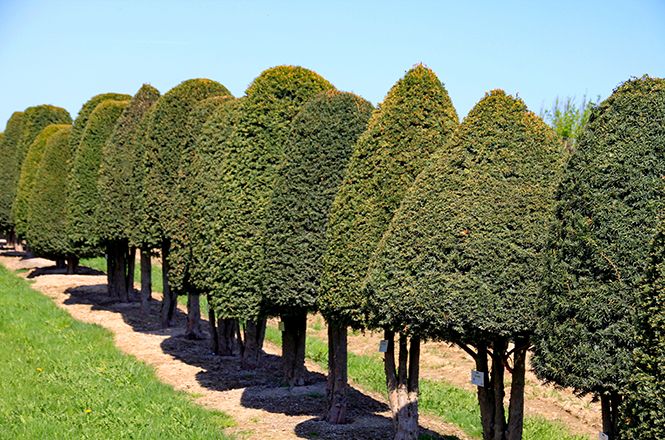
<box><xmin>281</xmin><ymin>310</ymin><xmax>307</xmax><ymax>387</ymax></box>
<box><xmin>217</xmin><ymin>318</ymin><xmax>238</xmax><ymax>356</ymax></box>
<box><xmin>384</xmin><ymin>330</ymin><xmax>399</xmax><ymax>424</ymax></box>
<box><xmin>601</xmin><ymin>392</ymin><xmax>622</xmax><ymax>440</ymax></box>
<box><xmin>476</xmin><ymin>342</ymin><xmax>495</xmax><ymax>439</ymax></box>
<box><xmin>506</xmin><ymin>336</ymin><xmax>529</xmax><ymax>440</ymax></box>
<box><xmin>241</xmin><ymin>316</ymin><xmax>266</xmax><ymax>369</ymax></box>
<box><xmin>385</xmin><ymin>331</ymin><xmax>420</xmax><ymax>440</ymax></box>
<box><xmin>126</xmin><ymin>246</ymin><xmax>136</xmax><ymax>299</ymax></box>
<box><xmin>106</xmin><ymin>241</ymin><xmax>129</xmax><ymax>301</ymax></box>
<box><xmin>55</xmin><ymin>258</ymin><xmax>66</xmax><ymax>269</ymax></box>
<box><xmin>140</xmin><ymin>247</ymin><xmax>152</xmax><ymax>314</ymax></box>
<box><xmin>491</xmin><ymin>338</ymin><xmax>507</xmax><ymax>440</ymax></box>
<box><xmin>159</xmin><ymin>241</ymin><xmax>176</xmax><ymax>328</ymax></box>
<box><xmin>66</xmin><ymin>256</ymin><xmax>78</xmax><ymax>274</ymax></box>
<box><xmin>185</xmin><ymin>290</ymin><xmax>205</xmax><ymax>340</ymax></box>
<box><xmin>326</xmin><ymin>322</ymin><xmax>348</xmax><ymax>424</ymax></box>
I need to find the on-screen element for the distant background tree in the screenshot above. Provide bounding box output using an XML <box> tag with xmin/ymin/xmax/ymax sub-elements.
<box><xmin>199</xmin><ymin>66</ymin><xmax>333</xmax><ymax>369</ymax></box>
<box><xmin>141</xmin><ymin>78</ymin><xmax>230</xmax><ymax>328</ymax></box>
<box><xmin>533</xmin><ymin>77</ymin><xmax>665</xmax><ymax>440</ymax></box>
<box><xmin>319</xmin><ymin>65</ymin><xmax>458</xmax><ymax>425</ymax></box>
<box><xmin>540</xmin><ymin>95</ymin><xmax>597</xmax><ymax>154</ymax></box>
<box><xmin>264</xmin><ymin>90</ymin><xmax>373</xmax><ymax>387</ymax></box>
<box><xmin>26</xmin><ymin>125</ymin><xmax>76</xmax><ymax>268</ymax></box>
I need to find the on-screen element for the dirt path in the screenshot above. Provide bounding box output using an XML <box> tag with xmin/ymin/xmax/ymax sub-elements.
<box><xmin>1</xmin><ymin>253</ymin><xmax>469</xmax><ymax>440</ymax></box>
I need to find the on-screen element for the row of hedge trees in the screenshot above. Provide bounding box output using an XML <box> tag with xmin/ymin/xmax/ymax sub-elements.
<box><xmin>0</xmin><ymin>66</ymin><xmax>662</xmax><ymax>440</ymax></box>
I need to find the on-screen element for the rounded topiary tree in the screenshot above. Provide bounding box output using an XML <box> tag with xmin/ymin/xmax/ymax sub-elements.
<box><xmin>13</xmin><ymin>124</ymin><xmax>67</xmax><ymax>240</ymax></box>
<box><xmin>532</xmin><ymin>76</ymin><xmax>665</xmax><ymax>440</ymax></box>
<box><xmin>263</xmin><ymin>90</ymin><xmax>373</xmax><ymax>386</ymax></box>
<box><xmin>318</xmin><ymin>65</ymin><xmax>458</xmax><ymax>423</ymax></box>
<box><xmin>142</xmin><ymin>78</ymin><xmax>231</xmax><ymax>328</ymax></box>
<box><xmin>0</xmin><ymin>111</ymin><xmax>25</xmax><ymax>238</ymax></box>
<box><xmin>201</xmin><ymin>65</ymin><xmax>334</xmax><ymax>368</ymax></box>
<box><xmin>26</xmin><ymin>125</ymin><xmax>75</xmax><ymax>265</ymax></box>
<box><xmin>66</xmin><ymin>99</ymin><xmax>129</xmax><ymax>282</ymax></box>
<box><xmin>70</xmin><ymin>93</ymin><xmax>131</xmax><ymax>153</ymax></box>
<box><xmin>168</xmin><ymin>95</ymin><xmax>235</xmax><ymax>339</ymax></box>
<box><xmin>366</xmin><ymin>90</ymin><xmax>562</xmax><ymax>440</ymax></box>
<box><xmin>97</xmin><ymin>85</ymin><xmax>161</xmax><ymax>304</ymax></box>
<box><xmin>190</xmin><ymin>97</ymin><xmax>242</xmax><ymax>355</ymax></box>
<box><xmin>621</xmin><ymin>220</ymin><xmax>665</xmax><ymax>440</ymax></box>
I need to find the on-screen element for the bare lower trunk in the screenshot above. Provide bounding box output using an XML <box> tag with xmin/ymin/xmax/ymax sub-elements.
<box><xmin>506</xmin><ymin>336</ymin><xmax>528</xmax><ymax>440</ymax></box>
<box><xmin>217</xmin><ymin>318</ymin><xmax>238</xmax><ymax>356</ymax></box>
<box><xmin>185</xmin><ymin>291</ymin><xmax>204</xmax><ymax>340</ymax></box>
<box><xmin>491</xmin><ymin>338</ymin><xmax>507</xmax><ymax>440</ymax></box>
<box><xmin>281</xmin><ymin>310</ymin><xmax>307</xmax><ymax>387</ymax></box>
<box><xmin>126</xmin><ymin>246</ymin><xmax>136</xmax><ymax>299</ymax></box>
<box><xmin>241</xmin><ymin>316</ymin><xmax>266</xmax><ymax>369</ymax></box>
<box><xmin>326</xmin><ymin>322</ymin><xmax>348</xmax><ymax>424</ymax></box>
<box><xmin>208</xmin><ymin>304</ymin><xmax>219</xmax><ymax>353</ymax></box>
<box><xmin>140</xmin><ymin>247</ymin><xmax>152</xmax><ymax>314</ymax></box>
<box><xmin>601</xmin><ymin>392</ymin><xmax>622</xmax><ymax>440</ymax></box>
<box><xmin>476</xmin><ymin>343</ymin><xmax>494</xmax><ymax>438</ymax></box>
<box><xmin>159</xmin><ymin>241</ymin><xmax>176</xmax><ymax>328</ymax></box>
<box><xmin>55</xmin><ymin>258</ymin><xmax>66</xmax><ymax>269</ymax></box>
<box><xmin>66</xmin><ymin>256</ymin><xmax>78</xmax><ymax>275</ymax></box>
<box><xmin>107</xmin><ymin>241</ymin><xmax>129</xmax><ymax>302</ymax></box>
<box><xmin>385</xmin><ymin>330</ymin><xmax>421</xmax><ymax>440</ymax></box>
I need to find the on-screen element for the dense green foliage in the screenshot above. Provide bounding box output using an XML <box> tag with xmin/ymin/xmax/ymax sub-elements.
<box><xmin>97</xmin><ymin>85</ymin><xmax>161</xmax><ymax>244</ymax></box>
<box><xmin>622</xmin><ymin>221</ymin><xmax>665</xmax><ymax>439</ymax></box>
<box><xmin>532</xmin><ymin>77</ymin><xmax>665</xmax><ymax>396</ymax></box>
<box><xmin>0</xmin><ymin>112</ymin><xmax>25</xmax><ymax>233</ymax></box>
<box><xmin>66</xmin><ymin>100</ymin><xmax>129</xmax><ymax>256</ymax></box>
<box><xmin>319</xmin><ymin>65</ymin><xmax>459</xmax><ymax>328</ymax></box>
<box><xmin>141</xmin><ymin>79</ymin><xmax>231</xmax><ymax>248</ymax></box>
<box><xmin>366</xmin><ymin>90</ymin><xmax>562</xmax><ymax>339</ymax></box>
<box><xmin>0</xmin><ymin>264</ymin><xmax>233</xmax><ymax>439</ymax></box>
<box><xmin>189</xmin><ymin>98</ymin><xmax>241</xmax><ymax>297</ymax></box>
<box><xmin>13</xmin><ymin>125</ymin><xmax>67</xmax><ymax>237</ymax></box>
<box><xmin>200</xmin><ymin>66</ymin><xmax>334</xmax><ymax>321</ymax></box>
<box><xmin>168</xmin><ymin>95</ymin><xmax>234</xmax><ymax>294</ymax></box>
<box><xmin>69</xmin><ymin>93</ymin><xmax>130</xmax><ymax>153</ymax></box>
<box><xmin>263</xmin><ymin>91</ymin><xmax>373</xmax><ymax>314</ymax></box>
<box><xmin>25</xmin><ymin>126</ymin><xmax>73</xmax><ymax>259</ymax></box>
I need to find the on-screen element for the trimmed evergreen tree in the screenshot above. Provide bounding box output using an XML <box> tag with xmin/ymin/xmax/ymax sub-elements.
<box><xmin>621</xmin><ymin>220</ymin><xmax>665</xmax><ymax>440</ymax></box>
<box><xmin>264</xmin><ymin>90</ymin><xmax>373</xmax><ymax>386</ymax></box>
<box><xmin>168</xmin><ymin>95</ymin><xmax>234</xmax><ymax>339</ymax></box>
<box><xmin>318</xmin><ymin>65</ymin><xmax>458</xmax><ymax>423</ymax></box>
<box><xmin>26</xmin><ymin>125</ymin><xmax>75</xmax><ymax>265</ymax></box>
<box><xmin>532</xmin><ymin>76</ymin><xmax>665</xmax><ymax>440</ymax></box>
<box><xmin>199</xmin><ymin>66</ymin><xmax>333</xmax><ymax>368</ymax></box>
<box><xmin>70</xmin><ymin>93</ymin><xmax>130</xmax><ymax>153</ymax></box>
<box><xmin>190</xmin><ymin>97</ymin><xmax>242</xmax><ymax>356</ymax></box>
<box><xmin>13</xmin><ymin>124</ymin><xmax>66</xmax><ymax>239</ymax></box>
<box><xmin>141</xmin><ymin>78</ymin><xmax>231</xmax><ymax>328</ymax></box>
<box><xmin>66</xmin><ymin>99</ymin><xmax>129</xmax><ymax>275</ymax></box>
<box><xmin>97</xmin><ymin>85</ymin><xmax>161</xmax><ymax>303</ymax></box>
<box><xmin>366</xmin><ymin>90</ymin><xmax>562</xmax><ymax>440</ymax></box>
<box><xmin>0</xmin><ymin>112</ymin><xmax>25</xmax><ymax>237</ymax></box>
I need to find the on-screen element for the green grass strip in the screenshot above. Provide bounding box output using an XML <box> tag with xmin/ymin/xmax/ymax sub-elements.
<box><xmin>0</xmin><ymin>264</ymin><xmax>233</xmax><ymax>439</ymax></box>
<box><xmin>264</xmin><ymin>325</ymin><xmax>585</xmax><ymax>440</ymax></box>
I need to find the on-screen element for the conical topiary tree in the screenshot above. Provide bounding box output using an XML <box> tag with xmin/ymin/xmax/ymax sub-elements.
<box><xmin>26</xmin><ymin>125</ymin><xmax>75</xmax><ymax>265</ymax></box>
<box><xmin>142</xmin><ymin>78</ymin><xmax>231</xmax><ymax>328</ymax></box>
<box><xmin>97</xmin><ymin>85</ymin><xmax>161</xmax><ymax>304</ymax></box>
<box><xmin>4</xmin><ymin>105</ymin><xmax>71</xmax><ymax>241</ymax></box>
<box><xmin>200</xmin><ymin>66</ymin><xmax>334</xmax><ymax>369</ymax></box>
<box><xmin>66</xmin><ymin>99</ymin><xmax>129</xmax><ymax>281</ymax></box>
<box><xmin>0</xmin><ymin>112</ymin><xmax>25</xmax><ymax>238</ymax></box>
<box><xmin>168</xmin><ymin>95</ymin><xmax>234</xmax><ymax>339</ymax></box>
<box><xmin>190</xmin><ymin>97</ymin><xmax>242</xmax><ymax>355</ymax></box>
<box><xmin>13</xmin><ymin>124</ymin><xmax>67</xmax><ymax>240</ymax></box>
<box><xmin>366</xmin><ymin>90</ymin><xmax>562</xmax><ymax>440</ymax></box>
<box><xmin>532</xmin><ymin>76</ymin><xmax>665</xmax><ymax>440</ymax></box>
<box><xmin>263</xmin><ymin>90</ymin><xmax>373</xmax><ymax>386</ymax></box>
<box><xmin>621</xmin><ymin>220</ymin><xmax>665</xmax><ymax>440</ymax></box>
<box><xmin>318</xmin><ymin>65</ymin><xmax>458</xmax><ymax>423</ymax></box>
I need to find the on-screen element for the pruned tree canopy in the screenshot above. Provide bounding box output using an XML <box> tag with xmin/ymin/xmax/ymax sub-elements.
<box><xmin>319</xmin><ymin>64</ymin><xmax>459</xmax><ymax>328</ymax></box>
<box><xmin>264</xmin><ymin>90</ymin><xmax>373</xmax><ymax>315</ymax></box>
<box><xmin>70</xmin><ymin>93</ymin><xmax>130</xmax><ymax>153</ymax></box>
<box><xmin>0</xmin><ymin>111</ymin><xmax>25</xmax><ymax>233</ymax></box>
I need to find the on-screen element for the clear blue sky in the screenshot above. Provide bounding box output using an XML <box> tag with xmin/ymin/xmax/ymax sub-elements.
<box><xmin>1</xmin><ymin>0</ymin><xmax>664</xmax><ymax>126</ymax></box>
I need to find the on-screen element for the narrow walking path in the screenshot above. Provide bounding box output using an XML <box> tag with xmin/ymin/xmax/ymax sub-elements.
<box><xmin>1</xmin><ymin>253</ymin><xmax>469</xmax><ymax>440</ymax></box>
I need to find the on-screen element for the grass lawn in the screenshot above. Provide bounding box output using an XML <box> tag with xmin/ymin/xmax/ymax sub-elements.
<box><xmin>264</xmin><ymin>325</ymin><xmax>585</xmax><ymax>440</ymax></box>
<box><xmin>0</xmin><ymin>263</ymin><xmax>234</xmax><ymax>439</ymax></box>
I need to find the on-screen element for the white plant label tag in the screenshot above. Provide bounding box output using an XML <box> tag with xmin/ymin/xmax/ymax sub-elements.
<box><xmin>471</xmin><ymin>370</ymin><xmax>485</xmax><ymax>387</ymax></box>
<box><xmin>278</xmin><ymin>321</ymin><xmax>285</xmax><ymax>331</ymax></box>
<box><xmin>599</xmin><ymin>433</ymin><xmax>609</xmax><ymax>440</ymax></box>
<box><xmin>378</xmin><ymin>340</ymin><xmax>389</xmax><ymax>353</ymax></box>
